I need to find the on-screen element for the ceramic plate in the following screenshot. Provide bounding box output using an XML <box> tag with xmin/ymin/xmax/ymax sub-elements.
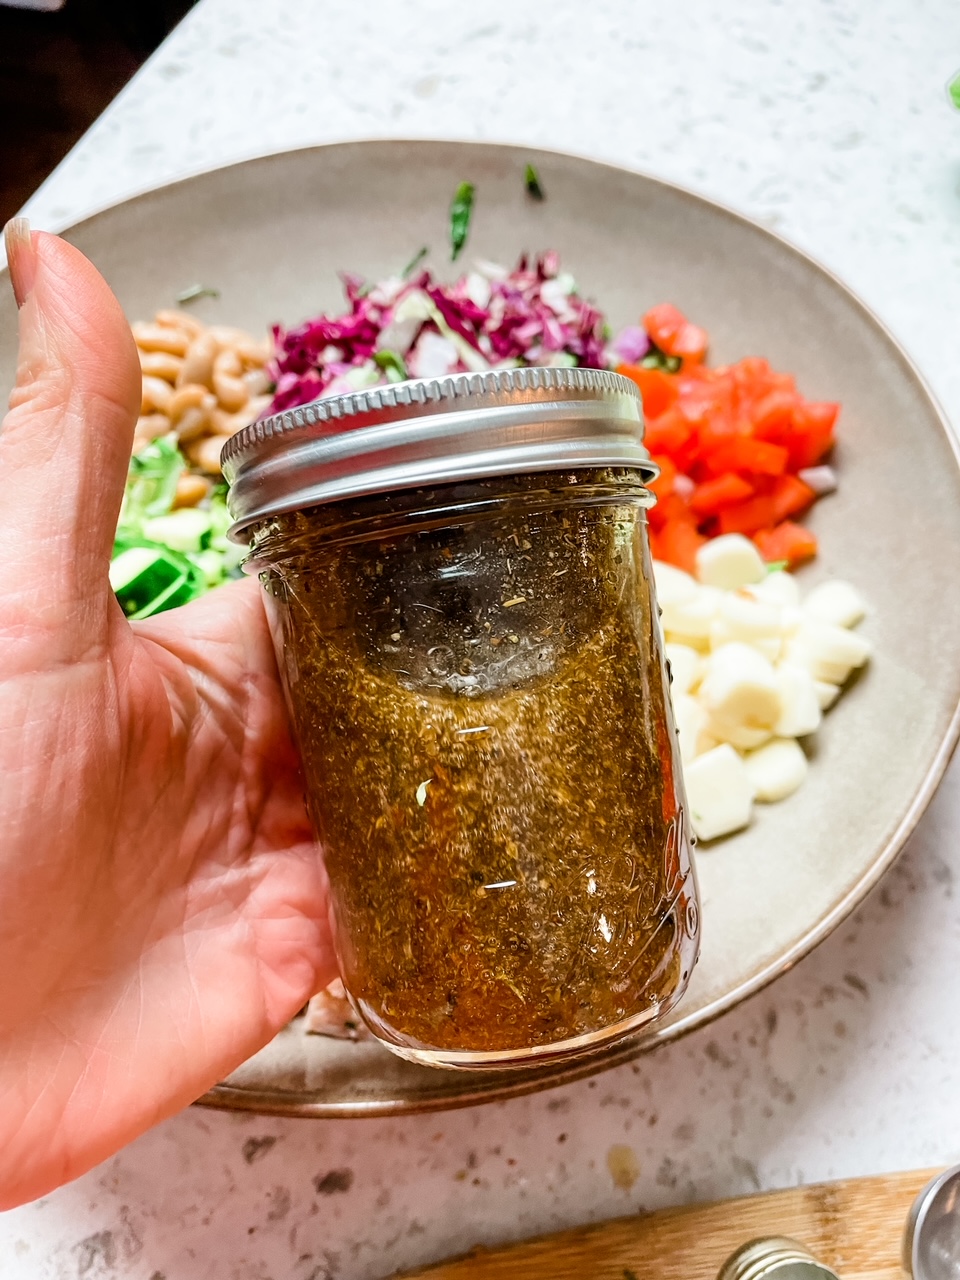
<box><xmin>4</xmin><ymin>141</ymin><xmax>959</xmax><ymax>1117</ymax></box>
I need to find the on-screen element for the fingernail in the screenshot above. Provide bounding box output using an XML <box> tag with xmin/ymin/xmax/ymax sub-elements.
<box><xmin>4</xmin><ymin>218</ymin><xmax>37</xmax><ymax>309</ymax></box>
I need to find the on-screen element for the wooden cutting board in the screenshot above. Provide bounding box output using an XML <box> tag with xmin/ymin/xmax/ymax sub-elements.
<box><xmin>400</xmin><ymin>1168</ymin><xmax>940</xmax><ymax>1280</ymax></box>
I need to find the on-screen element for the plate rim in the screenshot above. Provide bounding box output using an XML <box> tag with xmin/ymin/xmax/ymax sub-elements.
<box><xmin>17</xmin><ymin>137</ymin><xmax>960</xmax><ymax>1117</ymax></box>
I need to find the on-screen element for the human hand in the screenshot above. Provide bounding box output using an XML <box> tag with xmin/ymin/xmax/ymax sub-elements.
<box><xmin>0</xmin><ymin>221</ymin><xmax>336</xmax><ymax>1209</ymax></box>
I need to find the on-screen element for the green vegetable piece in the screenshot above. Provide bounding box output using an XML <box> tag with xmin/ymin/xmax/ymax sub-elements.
<box><xmin>120</xmin><ymin>434</ymin><xmax>184</xmax><ymax>531</ymax></box>
<box><xmin>402</xmin><ymin>245</ymin><xmax>429</xmax><ymax>278</ymax></box>
<box><xmin>524</xmin><ymin>163</ymin><xmax>545</xmax><ymax>201</ymax></box>
<box><xmin>109</xmin><ymin>540</ymin><xmax>204</xmax><ymax>619</ymax></box>
<box><xmin>765</xmin><ymin>559</ymin><xmax>790</xmax><ymax>575</ymax></box>
<box><xmin>142</xmin><ymin>508</ymin><xmax>214</xmax><ymax>555</ymax></box>
<box><xmin>176</xmin><ymin>283</ymin><xmax>221</xmax><ymax>304</ymax></box>
<box><xmin>949</xmin><ymin>70</ymin><xmax>960</xmax><ymax>110</ymax></box>
<box><xmin>641</xmin><ymin>349</ymin><xmax>682</xmax><ymax>374</ymax></box>
<box><xmin>373</xmin><ymin>349</ymin><xmax>409</xmax><ymax>382</ymax></box>
<box><xmin>449</xmin><ymin>181</ymin><xmax>475</xmax><ymax>261</ymax></box>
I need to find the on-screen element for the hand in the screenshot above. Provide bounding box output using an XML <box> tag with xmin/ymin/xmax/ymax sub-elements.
<box><xmin>0</xmin><ymin>222</ymin><xmax>336</xmax><ymax>1209</ymax></box>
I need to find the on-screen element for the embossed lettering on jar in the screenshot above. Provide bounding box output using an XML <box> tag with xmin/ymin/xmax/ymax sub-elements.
<box><xmin>223</xmin><ymin>368</ymin><xmax>700</xmax><ymax>1069</ymax></box>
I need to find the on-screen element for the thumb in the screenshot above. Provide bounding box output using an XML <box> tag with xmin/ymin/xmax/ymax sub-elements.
<box><xmin>1</xmin><ymin>219</ymin><xmax>141</xmax><ymax>655</ymax></box>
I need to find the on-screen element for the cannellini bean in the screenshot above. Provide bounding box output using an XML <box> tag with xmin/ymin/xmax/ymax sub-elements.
<box><xmin>208</xmin><ymin>325</ymin><xmax>249</xmax><ymax>347</ymax></box>
<box><xmin>246</xmin><ymin>394</ymin><xmax>273</xmax><ymax>419</ymax></box>
<box><xmin>175</xmin><ymin>405</ymin><xmax>211</xmax><ymax>444</ymax></box>
<box><xmin>168</xmin><ymin>383</ymin><xmax>216</xmax><ymax>424</ymax></box>
<box><xmin>154</xmin><ymin>309</ymin><xmax>205</xmax><ymax>338</ymax></box>
<box><xmin>138</xmin><ymin>350</ymin><xmax>183</xmax><ymax>382</ymax></box>
<box><xmin>141</xmin><ymin>375</ymin><xmax>173</xmax><ymax>414</ymax></box>
<box><xmin>243</xmin><ymin>367</ymin><xmax>272</xmax><ymax>397</ymax></box>
<box><xmin>172</xmin><ymin>473</ymin><xmax>212</xmax><ymax>509</ymax></box>
<box><xmin>177</xmin><ymin>332</ymin><xmax>218</xmax><ymax>389</ymax></box>
<box><xmin>184</xmin><ymin>433</ymin><xmax>232</xmax><ymax>475</ymax></box>
<box><xmin>234</xmin><ymin>336</ymin><xmax>273</xmax><ymax>367</ymax></box>
<box><xmin>212</xmin><ymin>348</ymin><xmax>249</xmax><ymax>412</ymax></box>
<box><xmin>210</xmin><ymin>406</ymin><xmax>257</xmax><ymax>436</ymax></box>
<box><xmin>132</xmin><ymin>321</ymin><xmax>190</xmax><ymax>356</ymax></box>
<box><xmin>133</xmin><ymin>414</ymin><xmax>171</xmax><ymax>448</ymax></box>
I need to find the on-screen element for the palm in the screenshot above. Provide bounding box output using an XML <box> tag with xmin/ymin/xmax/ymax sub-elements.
<box><xmin>0</xmin><ymin>230</ymin><xmax>334</xmax><ymax>1208</ymax></box>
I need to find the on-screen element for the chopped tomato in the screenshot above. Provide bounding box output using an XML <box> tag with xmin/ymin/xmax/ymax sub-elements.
<box><xmin>770</xmin><ymin>474</ymin><xmax>817</xmax><ymax>523</ymax></box>
<box><xmin>754</xmin><ymin>521</ymin><xmax>819</xmax><ymax>568</ymax></box>
<box><xmin>653</xmin><ymin>519</ymin><xmax>705</xmax><ymax>576</ymax></box>
<box><xmin>617</xmin><ymin>364</ymin><xmax>679</xmax><ymax>419</ymax></box>
<box><xmin>644</xmin><ymin>407</ymin><xmax>695</xmax><ymax>457</ymax></box>
<box><xmin>630</xmin><ymin>303</ymin><xmax>839</xmax><ymax>571</ymax></box>
<box><xmin>689</xmin><ymin>472</ymin><xmax>754</xmax><ymax>517</ymax></box>
<box><xmin>643</xmin><ymin>303</ymin><xmax>709</xmax><ymax>364</ymax></box>
<box><xmin>717</xmin><ymin>495</ymin><xmax>778</xmax><ymax>536</ymax></box>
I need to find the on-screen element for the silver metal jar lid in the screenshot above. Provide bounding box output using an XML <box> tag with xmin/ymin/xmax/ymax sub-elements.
<box><xmin>716</xmin><ymin>1237</ymin><xmax>840</xmax><ymax>1280</ymax></box>
<box><xmin>221</xmin><ymin>365</ymin><xmax>653</xmax><ymax>541</ymax></box>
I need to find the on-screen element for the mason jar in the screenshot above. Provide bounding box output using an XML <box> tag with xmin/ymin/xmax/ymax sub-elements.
<box><xmin>222</xmin><ymin>367</ymin><xmax>700</xmax><ymax>1069</ymax></box>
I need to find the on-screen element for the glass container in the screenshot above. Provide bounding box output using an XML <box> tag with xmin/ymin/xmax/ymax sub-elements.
<box><xmin>223</xmin><ymin>367</ymin><xmax>699</xmax><ymax>1069</ymax></box>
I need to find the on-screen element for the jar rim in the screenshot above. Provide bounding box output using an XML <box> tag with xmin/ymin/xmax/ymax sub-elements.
<box><xmin>221</xmin><ymin>366</ymin><xmax>654</xmax><ymax>541</ymax></box>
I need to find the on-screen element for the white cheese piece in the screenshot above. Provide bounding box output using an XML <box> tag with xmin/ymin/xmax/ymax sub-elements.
<box><xmin>814</xmin><ymin>680</ymin><xmax>841</xmax><ymax>710</ymax></box>
<box><xmin>784</xmin><ymin>620</ymin><xmax>872</xmax><ymax>685</ymax></box>
<box><xmin>664</xmin><ymin>642</ymin><xmax>702</xmax><ymax>696</ymax></box>
<box><xmin>774</xmin><ymin>662</ymin><xmax>823</xmax><ymax>737</ymax></box>
<box><xmin>653</xmin><ymin>561</ymin><xmax>700</xmax><ymax>608</ymax></box>
<box><xmin>684</xmin><ymin>744</ymin><xmax>755</xmax><ymax>841</ymax></box>
<box><xmin>673</xmin><ymin>693</ymin><xmax>711</xmax><ymax>765</ymax></box>
<box><xmin>744</xmin><ymin>737</ymin><xmax>809</xmax><ymax>802</ymax></box>
<box><xmin>744</xmin><ymin>569</ymin><xmax>801</xmax><ymax>609</ymax></box>
<box><xmin>695</xmin><ymin>533</ymin><xmax>767</xmax><ymax>590</ymax></box>
<box><xmin>661</xmin><ymin>585</ymin><xmax>723</xmax><ymax>648</ymax></box>
<box><xmin>699</xmin><ymin>642</ymin><xmax>781</xmax><ymax>750</ymax></box>
<box><xmin>802</xmin><ymin>579</ymin><xmax>868</xmax><ymax>629</ymax></box>
<box><xmin>709</xmin><ymin>593</ymin><xmax>785</xmax><ymax>663</ymax></box>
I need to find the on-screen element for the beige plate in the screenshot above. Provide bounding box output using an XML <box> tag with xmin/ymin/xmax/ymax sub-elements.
<box><xmin>4</xmin><ymin>141</ymin><xmax>959</xmax><ymax>1117</ymax></box>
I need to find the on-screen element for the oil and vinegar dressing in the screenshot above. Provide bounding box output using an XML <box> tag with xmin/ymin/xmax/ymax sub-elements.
<box><xmin>255</xmin><ymin>471</ymin><xmax>698</xmax><ymax>1063</ymax></box>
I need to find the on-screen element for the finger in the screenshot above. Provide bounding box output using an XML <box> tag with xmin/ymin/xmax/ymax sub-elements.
<box><xmin>1</xmin><ymin>220</ymin><xmax>141</xmax><ymax>654</ymax></box>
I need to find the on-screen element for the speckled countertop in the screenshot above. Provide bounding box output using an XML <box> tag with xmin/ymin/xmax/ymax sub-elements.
<box><xmin>4</xmin><ymin>2</ymin><xmax>960</xmax><ymax>1277</ymax></box>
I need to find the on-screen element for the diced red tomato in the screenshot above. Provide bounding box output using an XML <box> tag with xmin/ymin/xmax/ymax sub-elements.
<box><xmin>654</xmin><ymin>519</ymin><xmax>705</xmax><ymax>575</ymax></box>
<box><xmin>644</xmin><ymin>407</ymin><xmax>695</xmax><ymax>457</ymax></box>
<box><xmin>629</xmin><ymin>303</ymin><xmax>839</xmax><ymax>571</ymax></box>
<box><xmin>770</xmin><ymin>474</ymin><xmax>817</xmax><ymax>523</ymax></box>
<box><xmin>754</xmin><ymin>521</ymin><xmax>819</xmax><ymax>568</ymax></box>
<box><xmin>617</xmin><ymin>364</ymin><xmax>679</xmax><ymax>419</ymax></box>
<box><xmin>689</xmin><ymin>472</ymin><xmax>754</xmax><ymax>517</ymax></box>
<box><xmin>717</xmin><ymin>495</ymin><xmax>778</xmax><ymax>536</ymax></box>
<box><xmin>643</xmin><ymin>303</ymin><xmax>709</xmax><ymax>364</ymax></box>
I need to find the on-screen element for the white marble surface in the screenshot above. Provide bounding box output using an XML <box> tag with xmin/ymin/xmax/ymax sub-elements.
<box><xmin>5</xmin><ymin>1</ymin><xmax>960</xmax><ymax>1276</ymax></box>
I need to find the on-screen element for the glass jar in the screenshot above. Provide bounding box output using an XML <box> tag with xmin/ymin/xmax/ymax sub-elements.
<box><xmin>223</xmin><ymin>368</ymin><xmax>700</xmax><ymax>1069</ymax></box>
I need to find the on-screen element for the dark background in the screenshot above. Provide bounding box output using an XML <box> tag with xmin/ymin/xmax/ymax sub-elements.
<box><xmin>1</xmin><ymin>0</ymin><xmax>197</xmax><ymax>224</ymax></box>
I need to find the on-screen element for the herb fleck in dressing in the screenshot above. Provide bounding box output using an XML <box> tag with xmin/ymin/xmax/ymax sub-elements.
<box><xmin>254</xmin><ymin>470</ymin><xmax>698</xmax><ymax>1065</ymax></box>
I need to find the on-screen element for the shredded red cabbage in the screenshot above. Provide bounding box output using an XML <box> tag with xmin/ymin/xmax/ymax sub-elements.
<box><xmin>268</xmin><ymin>252</ymin><xmax>638</xmax><ymax>418</ymax></box>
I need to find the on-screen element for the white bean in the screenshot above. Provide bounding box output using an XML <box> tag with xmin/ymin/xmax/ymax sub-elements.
<box><xmin>185</xmin><ymin>433</ymin><xmax>232</xmax><ymax>475</ymax></box>
<box><xmin>177</xmin><ymin>332</ymin><xmax>219</xmax><ymax>389</ymax></box>
<box><xmin>141</xmin><ymin>376</ymin><xmax>173</xmax><ymax>415</ymax></box>
<box><xmin>138</xmin><ymin>351</ymin><xmax>183</xmax><ymax>382</ymax></box>
<box><xmin>132</xmin><ymin>322</ymin><xmax>190</xmax><ymax>356</ymax></box>
<box><xmin>175</xmin><ymin>405</ymin><xmax>211</xmax><ymax>444</ymax></box>
<box><xmin>212</xmin><ymin>348</ymin><xmax>249</xmax><ymax>412</ymax></box>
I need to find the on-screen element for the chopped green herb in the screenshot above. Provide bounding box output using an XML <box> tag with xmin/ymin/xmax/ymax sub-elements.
<box><xmin>641</xmin><ymin>348</ymin><xmax>682</xmax><ymax>374</ymax></box>
<box><xmin>402</xmin><ymin>245</ymin><xmax>429</xmax><ymax>278</ymax></box>
<box><xmin>949</xmin><ymin>71</ymin><xmax>960</xmax><ymax>110</ymax></box>
<box><xmin>374</xmin><ymin>349</ymin><xmax>409</xmax><ymax>382</ymax></box>
<box><xmin>524</xmin><ymin>163</ymin><xmax>545</xmax><ymax>201</ymax></box>
<box><xmin>765</xmin><ymin>559</ymin><xmax>789</xmax><ymax>574</ymax></box>
<box><xmin>175</xmin><ymin>283</ymin><xmax>221</xmax><ymax>305</ymax></box>
<box><xmin>449</xmin><ymin>181</ymin><xmax>475</xmax><ymax>261</ymax></box>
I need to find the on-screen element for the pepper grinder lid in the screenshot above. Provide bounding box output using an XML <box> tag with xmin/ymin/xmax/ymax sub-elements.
<box><xmin>716</xmin><ymin>1236</ymin><xmax>841</xmax><ymax>1280</ymax></box>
